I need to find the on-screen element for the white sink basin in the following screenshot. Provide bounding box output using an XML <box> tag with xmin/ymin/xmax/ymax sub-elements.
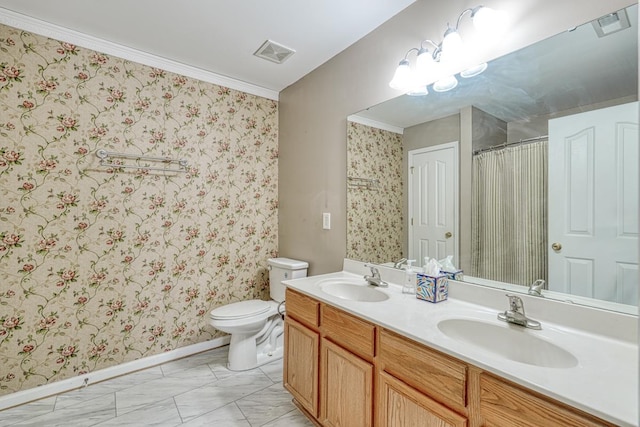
<box><xmin>437</xmin><ymin>318</ymin><xmax>578</xmax><ymax>369</ymax></box>
<box><xmin>318</xmin><ymin>279</ymin><xmax>389</xmax><ymax>302</ymax></box>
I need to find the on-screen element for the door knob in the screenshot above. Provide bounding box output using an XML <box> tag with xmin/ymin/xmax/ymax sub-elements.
<box><xmin>445</xmin><ymin>232</ymin><xmax>452</xmax><ymax>238</ymax></box>
<box><xmin>551</xmin><ymin>242</ymin><xmax>562</xmax><ymax>251</ymax></box>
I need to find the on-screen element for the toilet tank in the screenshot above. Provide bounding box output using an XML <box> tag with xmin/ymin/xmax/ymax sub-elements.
<box><xmin>267</xmin><ymin>257</ymin><xmax>308</xmax><ymax>302</ymax></box>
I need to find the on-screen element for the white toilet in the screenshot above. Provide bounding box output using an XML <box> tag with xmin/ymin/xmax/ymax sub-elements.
<box><xmin>209</xmin><ymin>257</ymin><xmax>308</xmax><ymax>371</ymax></box>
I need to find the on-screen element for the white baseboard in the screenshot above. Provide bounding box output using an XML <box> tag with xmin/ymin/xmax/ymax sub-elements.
<box><xmin>0</xmin><ymin>336</ymin><xmax>230</xmax><ymax>411</ymax></box>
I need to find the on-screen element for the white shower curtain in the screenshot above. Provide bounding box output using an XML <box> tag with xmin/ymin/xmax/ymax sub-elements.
<box><xmin>471</xmin><ymin>140</ymin><xmax>548</xmax><ymax>286</ymax></box>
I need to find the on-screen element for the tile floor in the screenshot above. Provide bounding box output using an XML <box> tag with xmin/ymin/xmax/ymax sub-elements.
<box><xmin>0</xmin><ymin>346</ymin><xmax>314</xmax><ymax>427</ymax></box>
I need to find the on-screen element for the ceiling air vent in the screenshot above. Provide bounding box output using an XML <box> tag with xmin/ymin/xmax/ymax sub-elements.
<box><xmin>592</xmin><ymin>9</ymin><xmax>631</xmax><ymax>37</ymax></box>
<box><xmin>253</xmin><ymin>40</ymin><xmax>295</xmax><ymax>64</ymax></box>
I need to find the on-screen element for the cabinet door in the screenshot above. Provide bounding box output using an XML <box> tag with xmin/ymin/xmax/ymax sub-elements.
<box><xmin>284</xmin><ymin>317</ymin><xmax>319</xmax><ymax>417</ymax></box>
<box><xmin>321</xmin><ymin>338</ymin><xmax>373</xmax><ymax>427</ymax></box>
<box><xmin>378</xmin><ymin>371</ymin><xmax>467</xmax><ymax>427</ymax></box>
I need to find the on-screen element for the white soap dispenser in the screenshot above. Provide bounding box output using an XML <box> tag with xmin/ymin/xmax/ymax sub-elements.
<box><xmin>402</xmin><ymin>259</ymin><xmax>417</xmax><ymax>294</ymax></box>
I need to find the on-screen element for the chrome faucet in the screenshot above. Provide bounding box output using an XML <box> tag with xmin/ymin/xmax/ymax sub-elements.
<box><xmin>528</xmin><ymin>279</ymin><xmax>546</xmax><ymax>297</ymax></box>
<box><xmin>393</xmin><ymin>258</ymin><xmax>408</xmax><ymax>269</ymax></box>
<box><xmin>364</xmin><ymin>266</ymin><xmax>388</xmax><ymax>287</ymax></box>
<box><xmin>497</xmin><ymin>294</ymin><xmax>541</xmax><ymax>330</ymax></box>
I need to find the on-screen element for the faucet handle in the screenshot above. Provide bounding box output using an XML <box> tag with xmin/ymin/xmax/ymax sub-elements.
<box><xmin>369</xmin><ymin>266</ymin><xmax>380</xmax><ymax>277</ymax></box>
<box><xmin>506</xmin><ymin>294</ymin><xmax>524</xmax><ymax>313</ymax></box>
<box><xmin>528</xmin><ymin>279</ymin><xmax>546</xmax><ymax>297</ymax></box>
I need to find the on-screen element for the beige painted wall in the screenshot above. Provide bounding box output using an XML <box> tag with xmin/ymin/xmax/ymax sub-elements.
<box><xmin>279</xmin><ymin>0</ymin><xmax>633</xmax><ymax>275</ymax></box>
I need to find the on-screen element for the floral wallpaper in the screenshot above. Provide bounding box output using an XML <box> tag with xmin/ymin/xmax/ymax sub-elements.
<box><xmin>346</xmin><ymin>121</ymin><xmax>403</xmax><ymax>264</ymax></box>
<box><xmin>0</xmin><ymin>25</ymin><xmax>278</xmax><ymax>395</ymax></box>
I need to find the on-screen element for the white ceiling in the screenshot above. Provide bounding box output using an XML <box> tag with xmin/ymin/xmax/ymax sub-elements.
<box><xmin>0</xmin><ymin>0</ymin><xmax>416</xmax><ymax>98</ymax></box>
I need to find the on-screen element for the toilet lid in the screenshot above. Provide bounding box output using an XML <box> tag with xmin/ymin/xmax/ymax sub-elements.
<box><xmin>210</xmin><ymin>300</ymin><xmax>271</xmax><ymax>320</ymax></box>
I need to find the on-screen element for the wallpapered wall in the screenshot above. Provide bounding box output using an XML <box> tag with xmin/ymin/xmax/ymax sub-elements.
<box><xmin>0</xmin><ymin>25</ymin><xmax>278</xmax><ymax>395</ymax></box>
<box><xmin>346</xmin><ymin>121</ymin><xmax>403</xmax><ymax>264</ymax></box>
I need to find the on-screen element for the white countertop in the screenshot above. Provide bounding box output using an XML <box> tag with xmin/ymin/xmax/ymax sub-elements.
<box><xmin>283</xmin><ymin>264</ymin><xmax>638</xmax><ymax>427</ymax></box>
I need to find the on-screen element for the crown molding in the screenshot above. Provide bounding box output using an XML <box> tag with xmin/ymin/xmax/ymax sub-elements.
<box><xmin>0</xmin><ymin>8</ymin><xmax>279</xmax><ymax>101</ymax></box>
<box><xmin>347</xmin><ymin>114</ymin><xmax>404</xmax><ymax>134</ymax></box>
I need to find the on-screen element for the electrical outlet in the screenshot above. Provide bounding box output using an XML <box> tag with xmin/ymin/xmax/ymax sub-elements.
<box><xmin>322</xmin><ymin>212</ymin><xmax>331</xmax><ymax>230</ymax></box>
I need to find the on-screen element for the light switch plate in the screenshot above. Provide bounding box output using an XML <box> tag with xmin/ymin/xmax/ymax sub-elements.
<box><xmin>322</xmin><ymin>212</ymin><xmax>331</xmax><ymax>230</ymax></box>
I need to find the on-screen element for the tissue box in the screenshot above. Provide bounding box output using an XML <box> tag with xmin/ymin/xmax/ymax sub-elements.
<box><xmin>416</xmin><ymin>273</ymin><xmax>448</xmax><ymax>303</ymax></box>
<box><xmin>441</xmin><ymin>270</ymin><xmax>464</xmax><ymax>281</ymax></box>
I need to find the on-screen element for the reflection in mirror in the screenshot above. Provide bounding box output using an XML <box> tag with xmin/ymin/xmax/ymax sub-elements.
<box><xmin>347</xmin><ymin>123</ymin><xmax>403</xmax><ymax>264</ymax></box>
<box><xmin>347</xmin><ymin>5</ymin><xmax>638</xmax><ymax>313</ymax></box>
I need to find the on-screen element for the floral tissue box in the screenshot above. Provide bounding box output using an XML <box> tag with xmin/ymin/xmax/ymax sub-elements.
<box><xmin>416</xmin><ymin>273</ymin><xmax>448</xmax><ymax>303</ymax></box>
<box><xmin>441</xmin><ymin>270</ymin><xmax>464</xmax><ymax>281</ymax></box>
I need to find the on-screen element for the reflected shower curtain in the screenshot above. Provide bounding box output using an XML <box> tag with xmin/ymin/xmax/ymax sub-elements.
<box><xmin>471</xmin><ymin>140</ymin><xmax>548</xmax><ymax>286</ymax></box>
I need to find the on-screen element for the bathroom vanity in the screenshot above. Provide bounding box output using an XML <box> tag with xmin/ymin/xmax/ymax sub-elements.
<box><xmin>282</xmin><ymin>261</ymin><xmax>638</xmax><ymax>427</ymax></box>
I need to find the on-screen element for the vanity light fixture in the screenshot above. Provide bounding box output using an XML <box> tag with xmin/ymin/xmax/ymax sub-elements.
<box><xmin>389</xmin><ymin>5</ymin><xmax>507</xmax><ymax>95</ymax></box>
<box><xmin>432</xmin><ymin>75</ymin><xmax>459</xmax><ymax>92</ymax></box>
<box><xmin>459</xmin><ymin>62</ymin><xmax>488</xmax><ymax>78</ymax></box>
<box><xmin>406</xmin><ymin>85</ymin><xmax>429</xmax><ymax>96</ymax></box>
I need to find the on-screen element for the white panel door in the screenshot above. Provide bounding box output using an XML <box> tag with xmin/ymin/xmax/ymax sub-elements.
<box><xmin>548</xmin><ymin>102</ymin><xmax>638</xmax><ymax>304</ymax></box>
<box><xmin>408</xmin><ymin>142</ymin><xmax>458</xmax><ymax>266</ymax></box>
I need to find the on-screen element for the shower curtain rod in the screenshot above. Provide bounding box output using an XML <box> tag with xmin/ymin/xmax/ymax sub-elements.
<box><xmin>473</xmin><ymin>134</ymin><xmax>549</xmax><ymax>155</ymax></box>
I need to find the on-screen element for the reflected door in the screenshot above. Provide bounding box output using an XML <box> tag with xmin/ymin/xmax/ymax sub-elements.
<box><xmin>548</xmin><ymin>102</ymin><xmax>638</xmax><ymax>304</ymax></box>
<box><xmin>408</xmin><ymin>142</ymin><xmax>459</xmax><ymax>266</ymax></box>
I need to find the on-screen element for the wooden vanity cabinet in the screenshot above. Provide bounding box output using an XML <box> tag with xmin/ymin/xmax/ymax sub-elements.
<box><xmin>284</xmin><ymin>288</ymin><xmax>614</xmax><ymax>427</ymax></box>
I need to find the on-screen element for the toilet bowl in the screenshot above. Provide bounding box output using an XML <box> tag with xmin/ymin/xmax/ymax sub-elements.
<box><xmin>209</xmin><ymin>257</ymin><xmax>308</xmax><ymax>371</ymax></box>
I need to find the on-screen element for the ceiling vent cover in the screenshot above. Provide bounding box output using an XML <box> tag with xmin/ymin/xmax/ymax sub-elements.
<box><xmin>592</xmin><ymin>9</ymin><xmax>631</xmax><ymax>37</ymax></box>
<box><xmin>254</xmin><ymin>40</ymin><xmax>296</xmax><ymax>64</ymax></box>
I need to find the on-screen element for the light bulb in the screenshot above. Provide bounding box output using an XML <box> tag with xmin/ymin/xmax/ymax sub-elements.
<box><xmin>416</xmin><ymin>48</ymin><xmax>436</xmax><ymax>85</ymax></box>
<box><xmin>472</xmin><ymin>6</ymin><xmax>508</xmax><ymax>37</ymax></box>
<box><xmin>389</xmin><ymin>59</ymin><xmax>412</xmax><ymax>91</ymax></box>
<box><xmin>407</xmin><ymin>85</ymin><xmax>429</xmax><ymax>97</ymax></box>
<box><xmin>460</xmin><ymin>62</ymin><xmax>487</xmax><ymax>78</ymax></box>
<box><xmin>442</xmin><ymin>27</ymin><xmax>463</xmax><ymax>58</ymax></box>
<box><xmin>416</xmin><ymin>49</ymin><xmax>432</xmax><ymax>74</ymax></box>
<box><xmin>440</xmin><ymin>27</ymin><xmax>465</xmax><ymax>67</ymax></box>
<box><xmin>432</xmin><ymin>75</ymin><xmax>458</xmax><ymax>92</ymax></box>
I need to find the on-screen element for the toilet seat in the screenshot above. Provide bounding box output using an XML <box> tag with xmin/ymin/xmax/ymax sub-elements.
<box><xmin>210</xmin><ymin>300</ymin><xmax>271</xmax><ymax>320</ymax></box>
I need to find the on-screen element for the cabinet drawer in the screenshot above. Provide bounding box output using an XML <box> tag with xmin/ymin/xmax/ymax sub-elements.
<box><xmin>479</xmin><ymin>373</ymin><xmax>615</xmax><ymax>427</ymax></box>
<box><xmin>286</xmin><ymin>288</ymin><xmax>320</xmax><ymax>328</ymax></box>
<box><xmin>321</xmin><ymin>304</ymin><xmax>376</xmax><ymax>360</ymax></box>
<box><xmin>379</xmin><ymin>328</ymin><xmax>467</xmax><ymax>412</ymax></box>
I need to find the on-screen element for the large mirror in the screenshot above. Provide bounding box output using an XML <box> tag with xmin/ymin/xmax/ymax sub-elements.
<box><xmin>347</xmin><ymin>4</ymin><xmax>638</xmax><ymax>314</ymax></box>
